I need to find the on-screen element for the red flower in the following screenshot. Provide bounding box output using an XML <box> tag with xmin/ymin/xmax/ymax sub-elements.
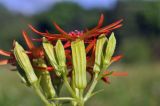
<box><xmin>29</xmin><ymin>14</ymin><xmax>122</xmax><ymax>42</ymax></box>
<box><xmin>0</xmin><ymin>14</ymin><xmax>123</xmax><ymax>84</ymax></box>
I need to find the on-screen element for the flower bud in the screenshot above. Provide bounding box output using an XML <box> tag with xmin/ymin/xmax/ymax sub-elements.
<box><xmin>13</xmin><ymin>41</ymin><xmax>38</xmax><ymax>84</ymax></box>
<box><xmin>55</xmin><ymin>40</ymin><xmax>66</xmax><ymax>72</ymax></box>
<box><xmin>33</xmin><ymin>58</ymin><xmax>56</xmax><ymax>99</ymax></box>
<box><xmin>42</xmin><ymin>38</ymin><xmax>60</xmax><ymax>76</ymax></box>
<box><xmin>93</xmin><ymin>34</ymin><xmax>107</xmax><ymax>72</ymax></box>
<box><xmin>103</xmin><ymin>33</ymin><xmax>116</xmax><ymax>66</ymax></box>
<box><xmin>71</xmin><ymin>39</ymin><xmax>87</xmax><ymax>89</ymax></box>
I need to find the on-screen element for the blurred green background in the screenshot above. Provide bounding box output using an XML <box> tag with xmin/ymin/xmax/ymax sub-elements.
<box><xmin>0</xmin><ymin>0</ymin><xmax>160</xmax><ymax>106</ymax></box>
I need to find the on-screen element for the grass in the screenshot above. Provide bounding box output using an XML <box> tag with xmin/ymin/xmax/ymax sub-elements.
<box><xmin>0</xmin><ymin>63</ymin><xmax>160</xmax><ymax>106</ymax></box>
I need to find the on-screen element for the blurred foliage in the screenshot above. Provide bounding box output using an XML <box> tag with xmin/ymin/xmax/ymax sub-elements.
<box><xmin>121</xmin><ymin>37</ymin><xmax>152</xmax><ymax>63</ymax></box>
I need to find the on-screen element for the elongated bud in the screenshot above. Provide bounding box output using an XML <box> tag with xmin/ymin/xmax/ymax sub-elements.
<box><xmin>93</xmin><ymin>34</ymin><xmax>107</xmax><ymax>72</ymax></box>
<box><xmin>55</xmin><ymin>40</ymin><xmax>66</xmax><ymax>72</ymax></box>
<box><xmin>33</xmin><ymin>58</ymin><xmax>56</xmax><ymax>99</ymax></box>
<box><xmin>103</xmin><ymin>33</ymin><xmax>116</xmax><ymax>65</ymax></box>
<box><xmin>13</xmin><ymin>42</ymin><xmax>38</xmax><ymax>84</ymax></box>
<box><xmin>71</xmin><ymin>39</ymin><xmax>87</xmax><ymax>89</ymax></box>
<box><xmin>42</xmin><ymin>38</ymin><xmax>60</xmax><ymax>76</ymax></box>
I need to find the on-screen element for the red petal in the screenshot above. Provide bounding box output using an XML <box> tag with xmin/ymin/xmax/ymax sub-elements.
<box><xmin>85</xmin><ymin>39</ymin><xmax>96</xmax><ymax>54</ymax></box>
<box><xmin>65</xmin><ymin>50</ymin><xmax>71</xmax><ymax>54</ymax></box>
<box><xmin>99</xmin><ymin>19</ymin><xmax>123</xmax><ymax>33</ymax></box>
<box><xmin>0</xmin><ymin>49</ymin><xmax>11</xmax><ymax>57</ymax></box>
<box><xmin>80</xmin><ymin>14</ymin><xmax>104</xmax><ymax>40</ymax></box>
<box><xmin>53</xmin><ymin>22</ymin><xmax>74</xmax><ymax>40</ymax></box>
<box><xmin>0</xmin><ymin>59</ymin><xmax>10</xmax><ymax>65</ymax></box>
<box><xmin>64</xmin><ymin>41</ymin><xmax>71</xmax><ymax>48</ymax></box>
<box><xmin>111</xmin><ymin>55</ymin><xmax>123</xmax><ymax>63</ymax></box>
<box><xmin>102</xmin><ymin>77</ymin><xmax>110</xmax><ymax>84</ymax></box>
<box><xmin>112</xmin><ymin>72</ymin><xmax>128</xmax><ymax>76</ymax></box>
<box><xmin>97</xmin><ymin>13</ymin><xmax>104</xmax><ymax>28</ymax></box>
<box><xmin>33</xmin><ymin>66</ymin><xmax>54</xmax><ymax>71</ymax></box>
<box><xmin>103</xmin><ymin>71</ymin><xmax>128</xmax><ymax>76</ymax></box>
<box><xmin>22</xmin><ymin>31</ymin><xmax>35</xmax><ymax>50</ymax></box>
<box><xmin>46</xmin><ymin>66</ymin><xmax>54</xmax><ymax>71</ymax></box>
<box><xmin>45</xmin><ymin>31</ymin><xmax>65</xmax><ymax>39</ymax></box>
<box><xmin>28</xmin><ymin>24</ymin><xmax>46</xmax><ymax>35</ymax></box>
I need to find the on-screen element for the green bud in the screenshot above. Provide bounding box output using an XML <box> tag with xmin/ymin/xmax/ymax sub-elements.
<box><xmin>55</xmin><ymin>40</ymin><xmax>66</xmax><ymax>72</ymax></box>
<box><xmin>103</xmin><ymin>33</ymin><xmax>116</xmax><ymax>65</ymax></box>
<box><xmin>33</xmin><ymin>58</ymin><xmax>56</xmax><ymax>99</ymax></box>
<box><xmin>13</xmin><ymin>42</ymin><xmax>38</xmax><ymax>84</ymax></box>
<box><xmin>71</xmin><ymin>39</ymin><xmax>87</xmax><ymax>89</ymax></box>
<box><xmin>42</xmin><ymin>38</ymin><xmax>60</xmax><ymax>76</ymax></box>
<box><xmin>93</xmin><ymin>34</ymin><xmax>107</xmax><ymax>72</ymax></box>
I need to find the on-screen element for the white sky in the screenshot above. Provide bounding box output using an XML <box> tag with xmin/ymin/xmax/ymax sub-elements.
<box><xmin>0</xmin><ymin>0</ymin><xmax>117</xmax><ymax>15</ymax></box>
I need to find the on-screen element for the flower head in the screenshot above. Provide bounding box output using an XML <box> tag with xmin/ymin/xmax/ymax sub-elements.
<box><xmin>0</xmin><ymin>14</ymin><xmax>123</xmax><ymax>84</ymax></box>
<box><xmin>29</xmin><ymin>14</ymin><xmax>122</xmax><ymax>42</ymax></box>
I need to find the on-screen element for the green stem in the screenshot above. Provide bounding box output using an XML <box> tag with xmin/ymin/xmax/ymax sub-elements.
<box><xmin>84</xmin><ymin>73</ymin><xmax>98</xmax><ymax>102</ymax></box>
<box><xmin>79</xmin><ymin>89</ymin><xmax>84</xmax><ymax>106</ymax></box>
<box><xmin>32</xmin><ymin>83</ymin><xmax>55</xmax><ymax>106</ymax></box>
<box><xmin>63</xmin><ymin>74</ymin><xmax>77</xmax><ymax>99</ymax></box>
<box><xmin>84</xmin><ymin>65</ymin><xmax>110</xmax><ymax>102</ymax></box>
<box><xmin>51</xmin><ymin>97</ymin><xmax>75</xmax><ymax>101</ymax></box>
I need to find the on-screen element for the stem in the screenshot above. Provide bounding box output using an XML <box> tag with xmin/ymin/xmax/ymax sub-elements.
<box><xmin>79</xmin><ymin>89</ymin><xmax>83</xmax><ymax>99</ymax></box>
<box><xmin>79</xmin><ymin>89</ymin><xmax>84</xmax><ymax>106</ymax></box>
<box><xmin>32</xmin><ymin>83</ymin><xmax>55</xmax><ymax>106</ymax></box>
<box><xmin>51</xmin><ymin>97</ymin><xmax>75</xmax><ymax>101</ymax></box>
<box><xmin>84</xmin><ymin>65</ymin><xmax>110</xmax><ymax>102</ymax></box>
<box><xmin>63</xmin><ymin>74</ymin><xmax>77</xmax><ymax>99</ymax></box>
<box><xmin>84</xmin><ymin>73</ymin><xmax>98</xmax><ymax>102</ymax></box>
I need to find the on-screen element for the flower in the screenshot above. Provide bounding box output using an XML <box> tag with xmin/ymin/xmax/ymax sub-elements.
<box><xmin>29</xmin><ymin>14</ymin><xmax>122</xmax><ymax>42</ymax></box>
<box><xmin>0</xmin><ymin>14</ymin><xmax>123</xmax><ymax>84</ymax></box>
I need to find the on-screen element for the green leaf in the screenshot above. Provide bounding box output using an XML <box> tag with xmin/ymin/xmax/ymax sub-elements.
<box><xmin>71</xmin><ymin>39</ymin><xmax>87</xmax><ymax>89</ymax></box>
<box><xmin>93</xmin><ymin>34</ymin><xmax>107</xmax><ymax>72</ymax></box>
<box><xmin>13</xmin><ymin>41</ymin><xmax>38</xmax><ymax>84</ymax></box>
<box><xmin>103</xmin><ymin>33</ymin><xmax>116</xmax><ymax>66</ymax></box>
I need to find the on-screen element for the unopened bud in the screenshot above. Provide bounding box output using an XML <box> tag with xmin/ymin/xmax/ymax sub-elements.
<box><xmin>13</xmin><ymin>42</ymin><xmax>38</xmax><ymax>84</ymax></box>
<box><xmin>71</xmin><ymin>39</ymin><xmax>87</xmax><ymax>89</ymax></box>
<box><xmin>33</xmin><ymin>58</ymin><xmax>56</xmax><ymax>99</ymax></box>
<box><xmin>103</xmin><ymin>33</ymin><xmax>116</xmax><ymax>66</ymax></box>
<box><xmin>93</xmin><ymin>34</ymin><xmax>107</xmax><ymax>72</ymax></box>
<box><xmin>42</xmin><ymin>38</ymin><xmax>60</xmax><ymax>76</ymax></box>
<box><xmin>55</xmin><ymin>40</ymin><xmax>66</xmax><ymax>73</ymax></box>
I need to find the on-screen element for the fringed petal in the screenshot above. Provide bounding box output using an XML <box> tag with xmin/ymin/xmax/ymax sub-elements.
<box><xmin>64</xmin><ymin>41</ymin><xmax>71</xmax><ymax>48</ymax></box>
<box><xmin>22</xmin><ymin>31</ymin><xmax>35</xmax><ymax>50</ymax></box>
<box><xmin>98</xmin><ymin>19</ymin><xmax>123</xmax><ymax>33</ymax></box>
<box><xmin>85</xmin><ymin>39</ymin><xmax>96</xmax><ymax>54</ymax></box>
<box><xmin>28</xmin><ymin>24</ymin><xmax>46</xmax><ymax>35</ymax></box>
<box><xmin>53</xmin><ymin>22</ymin><xmax>74</xmax><ymax>40</ymax></box>
<box><xmin>0</xmin><ymin>49</ymin><xmax>11</xmax><ymax>56</ymax></box>
<box><xmin>80</xmin><ymin>14</ymin><xmax>104</xmax><ymax>39</ymax></box>
<box><xmin>111</xmin><ymin>55</ymin><xmax>123</xmax><ymax>63</ymax></box>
